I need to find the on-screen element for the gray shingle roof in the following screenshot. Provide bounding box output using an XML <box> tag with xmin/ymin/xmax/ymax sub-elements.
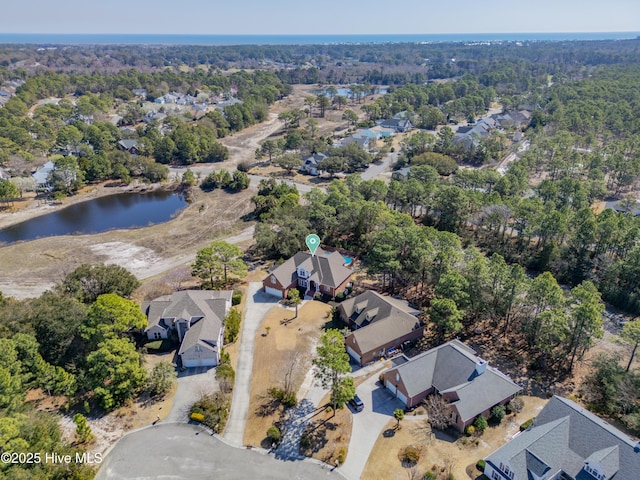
<box><xmin>118</xmin><ymin>139</ymin><xmax>139</xmax><ymax>150</ymax></box>
<box><xmin>269</xmin><ymin>249</ymin><xmax>352</xmax><ymax>290</ymax></box>
<box><xmin>485</xmin><ymin>396</ymin><xmax>640</xmax><ymax>480</ymax></box>
<box><xmin>143</xmin><ymin>290</ymin><xmax>232</xmax><ymax>356</ymax></box>
<box><xmin>348</xmin><ymin>313</ymin><xmax>421</xmax><ymax>355</ymax></box>
<box><xmin>340</xmin><ymin>290</ymin><xmax>420</xmax><ymax>328</ymax></box>
<box><xmin>387</xmin><ymin>340</ymin><xmax>521</xmax><ymax>421</ymax></box>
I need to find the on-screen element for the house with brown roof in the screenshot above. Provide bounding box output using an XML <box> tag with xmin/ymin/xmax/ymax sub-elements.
<box><xmin>262</xmin><ymin>248</ymin><xmax>353</xmax><ymax>299</ymax></box>
<box><xmin>142</xmin><ymin>290</ymin><xmax>232</xmax><ymax>368</ymax></box>
<box><xmin>382</xmin><ymin>340</ymin><xmax>521</xmax><ymax>431</ymax></box>
<box><xmin>339</xmin><ymin>290</ymin><xmax>424</xmax><ymax>365</ymax></box>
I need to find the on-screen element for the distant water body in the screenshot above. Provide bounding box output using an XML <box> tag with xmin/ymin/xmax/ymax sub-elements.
<box><xmin>0</xmin><ymin>32</ymin><xmax>638</xmax><ymax>45</ymax></box>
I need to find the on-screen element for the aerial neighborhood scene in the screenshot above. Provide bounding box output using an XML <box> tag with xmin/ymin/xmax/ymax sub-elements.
<box><xmin>2</xmin><ymin>1</ymin><xmax>640</xmax><ymax>479</ymax></box>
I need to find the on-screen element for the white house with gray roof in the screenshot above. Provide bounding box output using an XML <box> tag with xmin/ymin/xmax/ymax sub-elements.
<box><xmin>142</xmin><ymin>290</ymin><xmax>232</xmax><ymax>368</ymax></box>
<box><xmin>484</xmin><ymin>396</ymin><xmax>640</xmax><ymax>480</ymax></box>
<box><xmin>382</xmin><ymin>339</ymin><xmax>521</xmax><ymax>431</ymax></box>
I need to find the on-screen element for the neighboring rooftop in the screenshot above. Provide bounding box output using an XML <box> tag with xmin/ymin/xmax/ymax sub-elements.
<box><xmin>485</xmin><ymin>396</ymin><xmax>640</xmax><ymax>480</ymax></box>
<box><xmin>389</xmin><ymin>339</ymin><xmax>521</xmax><ymax>422</ymax></box>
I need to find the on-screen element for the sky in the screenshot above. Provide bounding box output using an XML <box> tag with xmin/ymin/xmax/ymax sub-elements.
<box><xmin>1</xmin><ymin>0</ymin><xmax>639</xmax><ymax>35</ymax></box>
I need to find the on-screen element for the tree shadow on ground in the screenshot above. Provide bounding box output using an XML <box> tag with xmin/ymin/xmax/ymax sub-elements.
<box><xmin>299</xmin><ymin>416</ymin><xmax>338</xmax><ymax>456</ymax></box>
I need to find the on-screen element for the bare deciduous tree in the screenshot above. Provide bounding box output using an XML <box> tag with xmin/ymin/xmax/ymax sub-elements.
<box><xmin>424</xmin><ymin>394</ymin><xmax>452</xmax><ymax>430</ymax></box>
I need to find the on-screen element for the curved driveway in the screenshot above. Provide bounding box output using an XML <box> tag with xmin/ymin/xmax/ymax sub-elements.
<box><xmin>96</xmin><ymin>423</ymin><xmax>342</xmax><ymax>480</ymax></box>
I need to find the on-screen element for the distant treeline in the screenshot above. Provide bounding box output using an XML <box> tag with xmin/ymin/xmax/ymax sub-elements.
<box><xmin>2</xmin><ymin>39</ymin><xmax>640</xmax><ymax>85</ymax></box>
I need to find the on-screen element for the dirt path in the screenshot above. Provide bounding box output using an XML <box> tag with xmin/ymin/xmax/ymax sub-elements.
<box><xmin>0</xmin><ymin>188</ymin><xmax>256</xmax><ymax>299</ymax></box>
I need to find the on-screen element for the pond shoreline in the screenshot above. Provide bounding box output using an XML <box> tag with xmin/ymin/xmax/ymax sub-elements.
<box><xmin>0</xmin><ymin>181</ymin><xmax>176</xmax><ymax>231</ymax></box>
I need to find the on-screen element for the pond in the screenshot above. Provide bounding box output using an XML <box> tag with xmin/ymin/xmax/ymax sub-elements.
<box><xmin>0</xmin><ymin>190</ymin><xmax>188</xmax><ymax>245</ymax></box>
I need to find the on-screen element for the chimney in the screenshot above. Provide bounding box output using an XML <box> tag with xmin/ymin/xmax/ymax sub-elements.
<box><xmin>475</xmin><ymin>360</ymin><xmax>488</xmax><ymax>376</ymax></box>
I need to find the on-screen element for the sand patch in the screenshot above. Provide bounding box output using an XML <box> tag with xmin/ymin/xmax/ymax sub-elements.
<box><xmin>89</xmin><ymin>241</ymin><xmax>160</xmax><ymax>276</ymax></box>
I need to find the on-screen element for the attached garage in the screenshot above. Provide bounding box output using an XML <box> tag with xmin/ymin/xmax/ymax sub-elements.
<box><xmin>264</xmin><ymin>286</ymin><xmax>284</xmax><ymax>298</ymax></box>
<box><xmin>386</xmin><ymin>380</ymin><xmax>408</xmax><ymax>405</ymax></box>
<box><xmin>180</xmin><ymin>344</ymin><xmax>218</xmax><ymax>368</ymax></box>
<box><xmin>346</xmin><ymin>345</ymin><xmax>361</xmax><ymax>365</ymax></box>
<box><xmin>181</xmin><ymin>355</ymin><xmax>217</xmax><ymax>368</ymax></box>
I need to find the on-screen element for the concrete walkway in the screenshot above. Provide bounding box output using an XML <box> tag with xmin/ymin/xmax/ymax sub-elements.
<box><xmin>223</xmin><ymin>282</ymin><xmax>278</xmax><ymax>446</ymax></box>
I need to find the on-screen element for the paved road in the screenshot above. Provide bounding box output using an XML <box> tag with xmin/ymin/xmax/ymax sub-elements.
<box><xmin>360</xmin><ymin>150</ymin><xmax>399</xmax><ymax>181</ymax></box>
<box><xmin>166</xmin><ymin>366</ymin><xmax>219</xmax><ymax>423</ymax></box>
<box><xmin>224</xmin><ymin>282</ymin><xmax>278</xmax><ymax>446</ymax></box>
<box><xmin>340</xmin><ymin>373</ymin><xmax>404</xmax><ymax>480</ymax></box>
<box><xmin>96</xmin><ymin>423</ymin><xmax>343</xmax><ymax>480</ymax></box>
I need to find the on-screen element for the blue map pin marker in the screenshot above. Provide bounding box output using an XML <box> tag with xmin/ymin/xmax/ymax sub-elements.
<box><xmin>305</xmin><ymin>234</ymin><xmax>321</xmax><ymax>256</ymax></box>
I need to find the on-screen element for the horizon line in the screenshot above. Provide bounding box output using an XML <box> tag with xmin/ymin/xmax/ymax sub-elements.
<box><xmin>1</xmin><ymin>31</ymin><xmax>638</xmax><ymax>36</ymax></box>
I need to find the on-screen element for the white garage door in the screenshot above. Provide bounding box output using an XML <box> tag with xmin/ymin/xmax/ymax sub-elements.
<box><xmin>385</xmin><ymin>380</ymin><xmax>396</xmax><ymax>395</ymax></box>
<box><xmin>386</xmin><ymin>380</ymin><xmax>408</xmax><ymax>405</ymax></box>
<box><xmin>182</xmin><ymin>355</ymin><xmax>217</xmax><ymax>368</ymax></box>
<box><xmin>265</xmin><ymin>286</ymin><xmax>283</xmax><ymax>298</ymax></box>
<box><xmin>346</xmin><ymin>346</ymin><xmax>361</xmax><ymax>364</ymax></box>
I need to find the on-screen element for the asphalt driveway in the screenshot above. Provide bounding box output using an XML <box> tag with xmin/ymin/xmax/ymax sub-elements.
<box><xmin>96</xmin><ymin>423</ymin><xmax>344</xmax><ymax>480</ymax></box>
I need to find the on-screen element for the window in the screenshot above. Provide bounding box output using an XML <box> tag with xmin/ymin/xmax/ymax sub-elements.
<box><xmin>492</xmin><ymin>473</ymin><xmax>501</xmax><ymax>480</ymax></box>
<box><xmin>154</xmin><ymin>332</ymin><xmax>161</xmax><ymax>339</ymax></box>
<box><xmin>270</xmin><ymin>276</ymin><xmax>276</xmax><ymax>284</ymax></box>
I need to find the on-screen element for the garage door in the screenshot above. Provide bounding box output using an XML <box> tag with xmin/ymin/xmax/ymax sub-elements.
<box><xmin>182</xmin><ymin>355</ymin><xmax>217</xmax><ymax>368</ymax></box>
<box><xmin>346</xmin><ymin>346</ymin><xmax>361</xmax><ymax>364</ymax></box>
<box><xmin>386</xmin><ymin>380</ymin><xmax>408</xmax><ymax>406</ymax></box>
<box><xmin>264</xmin><ymin>286</ymin><xmax>283</xmax><ymax>298</ymax></box>
<box><xmin>385</xmin><ymin>380</ymin><xmax>396</xmax><ymax>395</ymax></box>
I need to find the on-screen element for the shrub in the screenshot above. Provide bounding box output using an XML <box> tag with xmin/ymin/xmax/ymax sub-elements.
<box><xmin>267</xmin><ymin>386</ymin><xmax>297</xmax><ymax>408</ymax></box>
<box><xmin>232</xmin><ymin>290</ymin><xmax>242</xmax><ymax>305</ymax></box>
<box><xmin>491</xmin><ymin>405</ymin><xmax>506</xmax><ymax>423</ymax></box>
<box><xmin>474</xmin><ymin>415</ymin><xmax>488</xmax><ymax>432</ymax></box>
<box><xmin>520</xmin><ymin>418</ymin><xmax>535</xmax><ymax>431</ymax></box>
<box><xmin>300</xmin><ymin>433</ymin><xmax>311</xmax><ymax>449</ymax></box>
<box><xmin>224</xmin><ymin>308</ymin><xmax>241</xmax><ymax>344</ymax></box>
<box><xmin>508</xmin><ymin>397</ymin><xmax>524</xmax><ymax>414</ymax></box>
<box><xmin>336</xmin><ymin>447</ymin><xmax>347</xmax><ymax>465</ymax></box>
<box><xmin>402</xmin><ymin>446</ymin><xmax>421</xmax><ymax>464</ymax></box>
<box><xmin>191</xmin><ymin>392</ymin><xmax>231</xmax><ymax>433</ymax></box>
<box><xmin>237</xmin><ymin>161</ymin><xmax>251</xmax><ymax>172</ymax></box>
<box><xmin>424</xmin><ymin>473</ymin><xmax>435</xmax><ymax>480</ymax></box>
<box><xmin>190</xmin><ymin>412</ymin><xmax>205</xmax><ymax>423</ymax></box>
<box><xmin>465</xmin><ymin>425</ymin><xmax>476</xmax><ymax>436</ymax></box>
<box><xmin>216</xmin><ymin>363</ymin><xmax>235</xmax><ymax>392</ymax></box>
<box><xmin>267</xmin><ymin>425</ymin><xmax>281</xmax><ymax>442</ymax></box>
<box><xmin>476</xmin><ymin>459</ymin><xmax>486</xmax><ymax>472</ymax></box>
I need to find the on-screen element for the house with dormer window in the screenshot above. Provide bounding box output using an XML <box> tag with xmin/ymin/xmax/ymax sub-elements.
<box><xmin>338</xmin><ymin>290</ymin><xmax>424</xmax><ymax>365</ymax></box>
<box><xmin>484</xmin><ymin>396</ymin><xmax>640</xmax><ymax>480</ymax></box>
<box><xmin>142</xmin><ymin>290</ymin><xmax>232</xmax><ymax>368</ymax></box>
<box><xmin>262</xmin><ymin>248</ymin><xmax>353</xmax><ymax>299</ymax></box>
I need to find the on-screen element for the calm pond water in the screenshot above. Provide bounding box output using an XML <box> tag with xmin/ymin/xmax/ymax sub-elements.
<box><xmin>0</xmin><ymin>190</ymin><xmax>188</xmax><ymax>245</ymax></box>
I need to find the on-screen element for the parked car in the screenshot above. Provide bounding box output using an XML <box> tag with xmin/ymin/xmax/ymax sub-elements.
<box><xmin>349</xmin><ymin>394</ymin><xmax>364</xmax><ymax>412</ymax></box>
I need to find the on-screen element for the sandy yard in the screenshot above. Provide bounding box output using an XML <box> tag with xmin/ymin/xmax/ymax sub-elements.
<box><xmin>362</xmin><ymin>395</ymin><xmax>548</xmax><ymax>480</ymax></box>
<box><xmin>243</xmin><ymin>300</ymin><xmax>333</xmax><ymax>447</ymax></box>
<box><xmin>0</xmin><ymin>187</ymin><xmax>255</xmax><ymax>298</ymax></box>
